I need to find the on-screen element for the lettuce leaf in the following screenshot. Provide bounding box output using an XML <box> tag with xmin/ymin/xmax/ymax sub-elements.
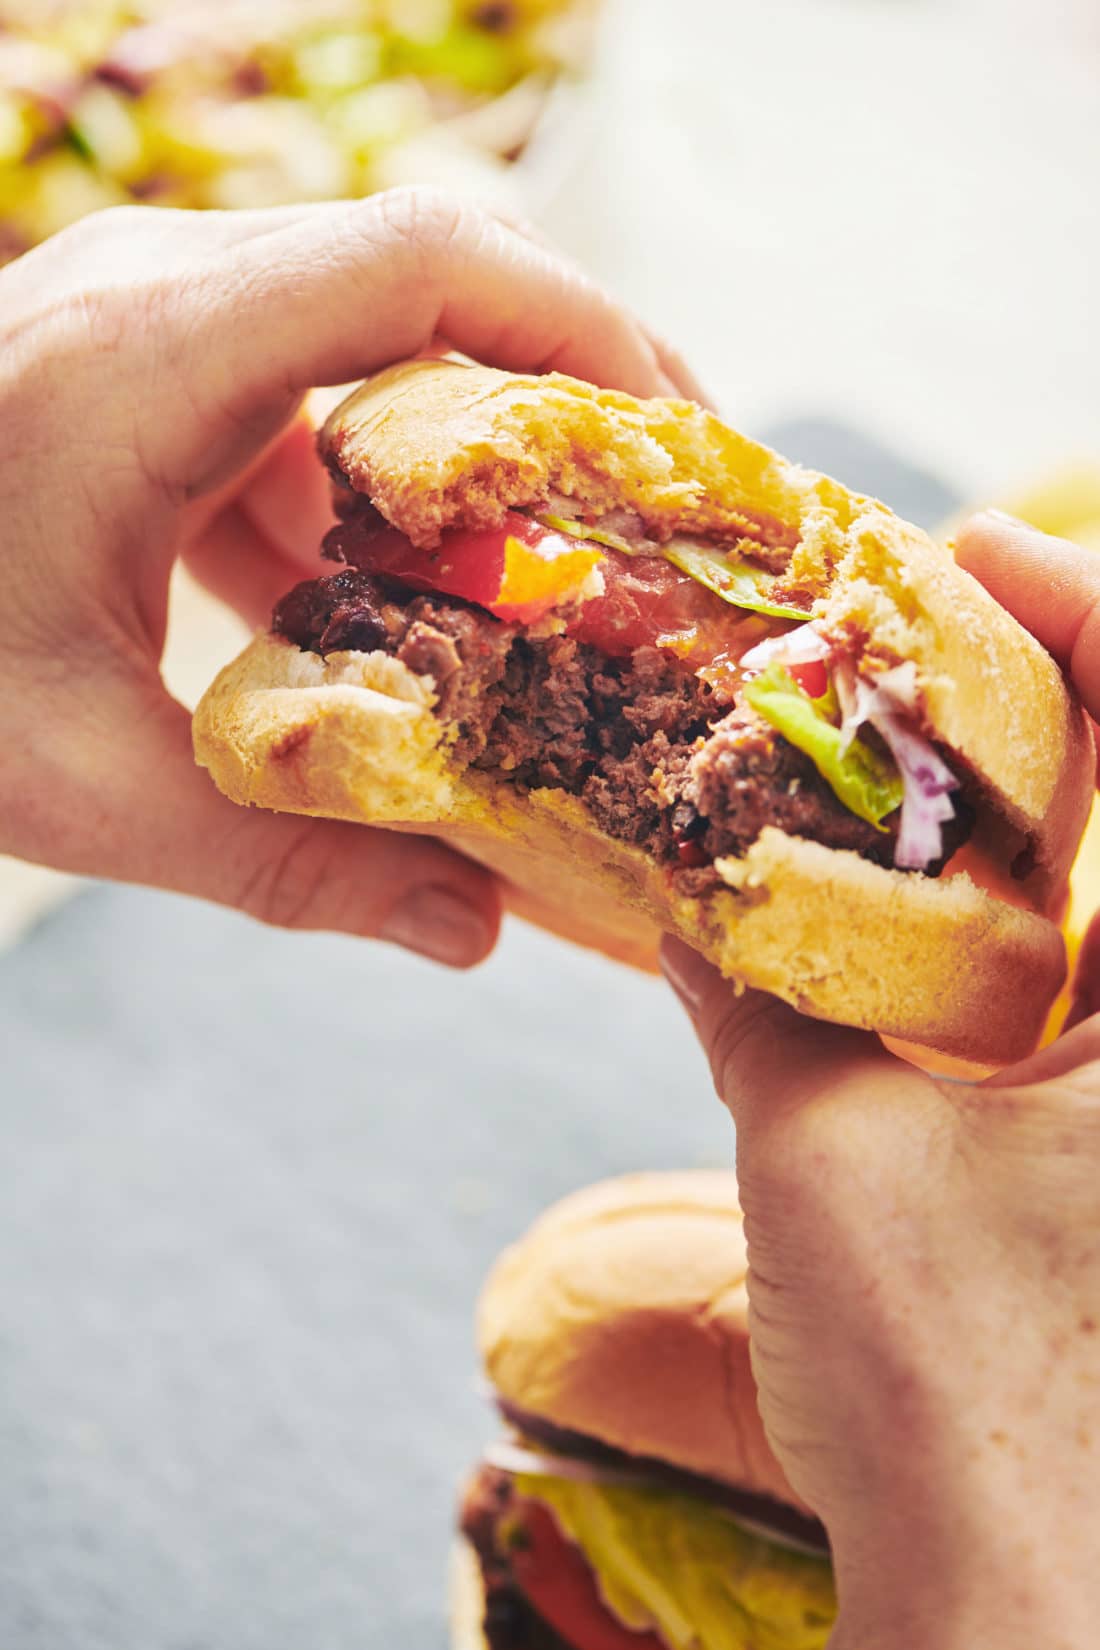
<box><xmin>536</xmin><ymin>518</ymin><xmax>811</xmax><ymax>620</ymax></box>
<box><xmin>744</xmin><ymin>663</ymin><xmax>903</xmax><ymax>828</ymax></box>
<box><xmin>536</xmin><ymin>513</ymin><xmax>639</xmax><ymax>555</ymax></box>
<box><xmin>660</xmin><ymin>540</ymin><xmax>811</xmax><ymax>621</ymax></box>
<box><xmin>517</xmin><ymin>1474</ymin><xmax>836</xmax><ymax>1650</ymax></box>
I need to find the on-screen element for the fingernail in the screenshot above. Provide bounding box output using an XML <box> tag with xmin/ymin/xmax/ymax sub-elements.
<box><xmin>659</xmin><ymin>935</ymin><xmax>708</xmax><ymax>1015</ymax></box>
<box><xmin>381</xmin><ymin>885</ymin><xmax>491</xmax><ymax>967</ymax></box>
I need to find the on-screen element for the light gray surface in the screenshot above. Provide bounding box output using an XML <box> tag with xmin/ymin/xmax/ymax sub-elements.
<box><xmin>0</xmin><ymin>889</ymin><xmax>725</xmax><ymax>1650</ymax></box>
<box><xmin>0</xmin><ymin>426</ymin><xmax>958</xmax><ymax>1649</ymax></box>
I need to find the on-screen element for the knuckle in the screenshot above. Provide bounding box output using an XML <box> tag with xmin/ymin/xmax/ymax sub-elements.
<box><xmin>706</xmin><ymin>992</ymin><xmax>788</xmax><ymax>1100</ymax></box>
<box><xmin>237</xmin><ymin>822</ymin><xmax>342</xmax><ymax>932</ymax></box>
<box><xmin>373</xmin><ymin>184</ymin><xmax>474</xmax><ymax>259</ymax></box>
<box><xmin>71</xmin><ymin>201</ymin><xmax>155</xmax><ymax>243</ymax></box>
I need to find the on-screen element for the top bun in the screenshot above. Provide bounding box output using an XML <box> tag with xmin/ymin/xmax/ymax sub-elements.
<box><xmin>477</xmin><ymin>1170</ymin><xmax>798</xmax><ymax>1509</ymax></box>
<box><xmin>321</xmin><ymin>359</ymin><xmax>1093</xmax><ymax>904</ymax></box>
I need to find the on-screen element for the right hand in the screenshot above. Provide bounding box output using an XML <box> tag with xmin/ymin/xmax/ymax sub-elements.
<box><xmin>661</xmin><ymin>514</ymin><xmax>1100</xmax><ymax>1650</ymax></box>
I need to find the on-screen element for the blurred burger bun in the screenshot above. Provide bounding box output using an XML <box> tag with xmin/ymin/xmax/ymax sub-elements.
<box><xmin>478</xmin><ymin>1168</ymin><xmax>799</xmax><ymax>1507</ymax></box>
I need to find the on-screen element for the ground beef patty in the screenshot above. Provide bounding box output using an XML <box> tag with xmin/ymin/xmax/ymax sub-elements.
<box><xmin>460</xmin><ymin>1468</ymin><xmax>571</xmax><ymax>1650</ymax></box>
<box><xmin>273</xmin><ymin>571</ymin><xmax>968</xmax><ymax>884</ymax></box>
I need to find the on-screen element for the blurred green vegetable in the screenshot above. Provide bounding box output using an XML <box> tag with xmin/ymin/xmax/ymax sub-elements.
<box><xmin>0</xmin><ymin>0</ymin><xmax>598</xmax><ymax>262</ymax></box>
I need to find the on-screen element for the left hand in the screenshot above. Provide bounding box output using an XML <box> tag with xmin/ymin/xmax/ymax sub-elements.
<box><xmin>0</xmin><ymin>189</ymin><xmax>687</xmax><ymax>965</ymax></box>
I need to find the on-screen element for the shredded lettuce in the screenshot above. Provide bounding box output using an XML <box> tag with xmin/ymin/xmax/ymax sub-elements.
<box><xmin>661</xmin><ymin>540</ymin><xmax>812</xmax><ymax>621</ymax></box>
<box><xmin>536</xmin><ymin>518</ymin><xmax>811</xmax><ymax>620</ymax></box>
<box><xmin>536</xmin><ymin>513</ymin><xmax>639</xmax><ymax>555</ymax></box>
<box><xmin>744</xmin><ymin>664</ymin><xmax>903</xmax><ymax>828</ymax></box>
<box><xmin>517</xmin><ymin>1474</ymin><xmax>836</xmax><ymax>1650</ymax></box>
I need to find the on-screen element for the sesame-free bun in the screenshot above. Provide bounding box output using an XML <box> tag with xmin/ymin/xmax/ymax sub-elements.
<box><xmin>193</xmin><ymin>360</ymin><xmax>1094</xmax><ymax>1063</ymax></box>
<box><xmin>195</xmin><ymin>631</ymin><xmax>1071</xmax><ymax>1061</ymax></box>
<box><xmin>319</xmin><ymin>360</ymin><xmax>1092</xmax><ymax>897</ymax></box>
<box><xmin>477</xmin><ymin>1170</ymin><xmax>798</xmax><ymax>1507</ymax></box>
<box><xmin>449</xmin><ymin>1538</ymin><xmax>489</xmax><ymax>1650</ymax></box>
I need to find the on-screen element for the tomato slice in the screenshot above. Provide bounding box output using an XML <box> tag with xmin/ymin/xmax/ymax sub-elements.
<box><xmin>787</xmin><ymin>659</ymin><xmax>829</xmax><ymax>699</ymax></box>
<box><xmin>509</xmin><ymin>1496</ymin><xmax>664</xmax><ymax>1650</ymax></box>
<box><xmin>324</xmin><ymin>507</ymin><xmax>788</xmax><ymax>666</ymax></box>
<box><xmin>327</xmin><ymin>509</ymin><xmax>603</xmax><ymax>625</ymax></box>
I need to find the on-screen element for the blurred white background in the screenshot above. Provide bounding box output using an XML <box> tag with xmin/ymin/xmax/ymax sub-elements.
<box><xmin>545</xmin><ymin>0</ymin><xmax>1100</xmax><ymax>497</ymax></box>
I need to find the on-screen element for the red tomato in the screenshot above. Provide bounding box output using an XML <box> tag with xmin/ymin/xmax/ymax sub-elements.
<box><xmin>326</xmin><ymin>508</ymin><xmax>777</xmax><ymax>665</ymax></box>
<box><xmin>328</xmin><ymin>510</ymin><xmax>602</xmax><ymax>625</ymax></box>
<box><xmin>510</xmin><ymin>1497</ymin><xmax>665</xmax><ymax>1650</ymax></box>
<box><xmin>566</xmin><ymin>554</ymin><xmax>711</xmax><ymax>656</ymax></box>
<box><xmin>787</xmin><ymin>659</ymin><xmax>829</xmax><ymax>699</ymax></box>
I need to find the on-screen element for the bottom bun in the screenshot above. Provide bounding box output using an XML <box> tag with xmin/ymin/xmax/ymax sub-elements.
<box><xmin>449</xmin><ymin>1537</ymin><xmax>489</xmax><ymax>1650</ymax></box>
<box><xmin>194</xmin><ymin>635</ymin><xmax>1067</xmax><ymax>1064</ymax></box>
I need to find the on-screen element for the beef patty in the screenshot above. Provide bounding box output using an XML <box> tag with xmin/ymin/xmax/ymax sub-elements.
<box><xmin>273</xmin><ymin>570</ymin><xmax>969</xmax><ymax>887</ymax></box>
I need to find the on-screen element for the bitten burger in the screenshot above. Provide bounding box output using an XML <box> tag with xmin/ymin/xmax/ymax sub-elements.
<box><xmin>194</xmin><ymin>358</ymin><xmax>1092</xmax><ymax>1062</ymax></box>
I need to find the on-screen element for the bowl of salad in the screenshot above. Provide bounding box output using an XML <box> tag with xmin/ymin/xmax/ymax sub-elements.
<box><xmin>0</xmin><ymin>0</ymin><xmax>600</xmax><ymax>261</ymax></box>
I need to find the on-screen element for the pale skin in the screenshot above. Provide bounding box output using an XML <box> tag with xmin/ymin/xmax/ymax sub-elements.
<box><xmin>662</xmin><ymin>514</ymin><xmax>1100</xmax><ymax>1648</ymax></box>
<box><xmin>4</xmin><ymin>194</ymin><xmax>1100</xmax><ymax>1641</ymax></box>
<box><xmin>0</xmin><ymin>188</ymin><xmax>696</xmax><ymax>965</ymax></box>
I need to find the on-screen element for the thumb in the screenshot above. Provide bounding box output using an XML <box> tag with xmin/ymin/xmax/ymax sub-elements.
<box><xmin>955</xmin><ymin>510</ymin><xmax>1100</xmax><ymax>729</ymax></box>
<box><xmin>659</xmin><ymin>935</ymin><xmax>906</xmax><ymax>1129</ymax></box>
<box><xmin>658</xmin><ymin>936</ymin><xmax>942</xmax><ymax>1212</ymax></box>
<box><xmin>26</xmin><ymin>676</ymin><xmax>500</xmax><ymax>967</ymax></box>
<box><xmin>1066</xmin><ymin>908</ymin><xmax>1100</xmax><ymax>1032</ymax></box>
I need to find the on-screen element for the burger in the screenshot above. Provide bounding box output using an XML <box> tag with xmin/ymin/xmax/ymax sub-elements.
<box><xmin>452</xmin><ymin>1170</ymin><xmax>836</xmax><ymax>1650</ymax></box>
<box><xmin>193</xmin><ymin>359</ymin><xmax>1093</xmax><ymax>1063</ymax></box>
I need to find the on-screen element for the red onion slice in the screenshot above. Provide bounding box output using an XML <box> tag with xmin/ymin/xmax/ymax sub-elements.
<box><xmin>740</xmin><ymin>624</ymin><xmax>830</xmax><ymax>673</ymax></box>
<box><xmin>836</xmin><ymin>660</ymin><xmax>959</xmax><ymax>870</ymax></box>
<box><xmin>484</xmin><ymin>1439</ymin><xmax>655</xmax><ymax>1488</ymax></box>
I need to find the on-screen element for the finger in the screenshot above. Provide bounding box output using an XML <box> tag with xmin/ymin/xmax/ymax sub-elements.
<box><xmin>30</xmin><ymin>672</ymin><xmax>501</xmax><ymax>967</ymax></box>
<box><xmin>180</xmin><ymin>415</ymin><xmax>336</xmax><ymax>633</ymax></box>
<box><xmin>980</xmin><ymin>1009</ymin><xmax>1100</xmax><ymax>1087</ymax></box>
<box><xmin>146</xmin><ymin>189</ymin><xmax>675</xmax><ymax>496</ymax></box>
<box><xmin>659</xmin><ymin>936</ymin><xmax>931</xmax><ymax>1143</ymax></box>
<box><xmin>0</xmin><ymin>201</ymin><xmax>315</xmax><ymax>300</ymax></box>
<box><xmin>659</xmin><ymin>936</ymin><xmax>949</xmax><ymax>1280</ymax></box>
<box><xmin>181</xmin><ymin>413</ymin><xmax>336</xmax><ymax>630</ymax></box>
<box><xmin>235</xmin><ymin>412</ymin><xmax>335</xmax><ymax>568</ymax></box>
<box><xmin>460</xmin><ymin>206</ymin><xmax>707</xmax><ymax>403</ymax></box>
<box><xmin>183</xmin><ymin>412</ymin><xmax>334</xmax><ymax>567</ymax></box>
<box><xmin>955</xmin><ymin>511</ymin><xmax>1100</xmax><ymax>724</ymax></box>
<box><xmin>180</xmin><ymin>501</ymin><xmax>318</xmax><ymax>631</ymax></box>
<box><xmin>1066</xmin><ymin>909</ymin><xmax>1100</xmax><ymax>1031</ymax></box>
<box><xmin>642</xmin><ymin>328</ymin><xmax>716</xmax><ymax>408</ymax></box>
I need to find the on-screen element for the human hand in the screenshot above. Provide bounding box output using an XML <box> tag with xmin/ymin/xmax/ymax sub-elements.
<box><xmin>0</xmin><ymin>190</ymin><xmax>689</xmax><ymax>965</ymax></box>
<box><xmin>661</xmin><ymin>513</ymin><xmax>1100</xmax><ymax>1650</ymax></box>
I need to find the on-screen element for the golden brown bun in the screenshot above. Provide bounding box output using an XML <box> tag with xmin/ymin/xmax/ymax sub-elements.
<box><xmin>477</xmin><ymin>1170</ymin><xmax>800</xmax><ymax>1508</ymax></box>
<box><xmin>194</xmin><ymin>359</ymin><xmax>1093</xmax><ymax>1061</ymax></box>
<box><xmin>320</xmin><ymin>359</ymin><xmax>1093</xmax><ymax>899</ymax></box>
<box><xmin>194</xmin><ymin>632</ymin><xmax>1069</xmax><ymax>1062</ymax></box>
<box><xmin>449</xmin><ymin>1538</ymin><xmax>488</xmax><ymax>1650</ymax></box>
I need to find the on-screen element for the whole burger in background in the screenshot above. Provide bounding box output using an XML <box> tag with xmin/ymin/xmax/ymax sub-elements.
<box><xmin>453</xmin><ymin>1171</ymin><xmax>836</xmax><ymax>1650</ymax></box>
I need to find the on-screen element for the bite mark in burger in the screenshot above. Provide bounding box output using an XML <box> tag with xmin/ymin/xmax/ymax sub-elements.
<box><xmin>193</xmin><ymin>360</ymin><xmax>1094</xmax><ymax>1063</ymax></box>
